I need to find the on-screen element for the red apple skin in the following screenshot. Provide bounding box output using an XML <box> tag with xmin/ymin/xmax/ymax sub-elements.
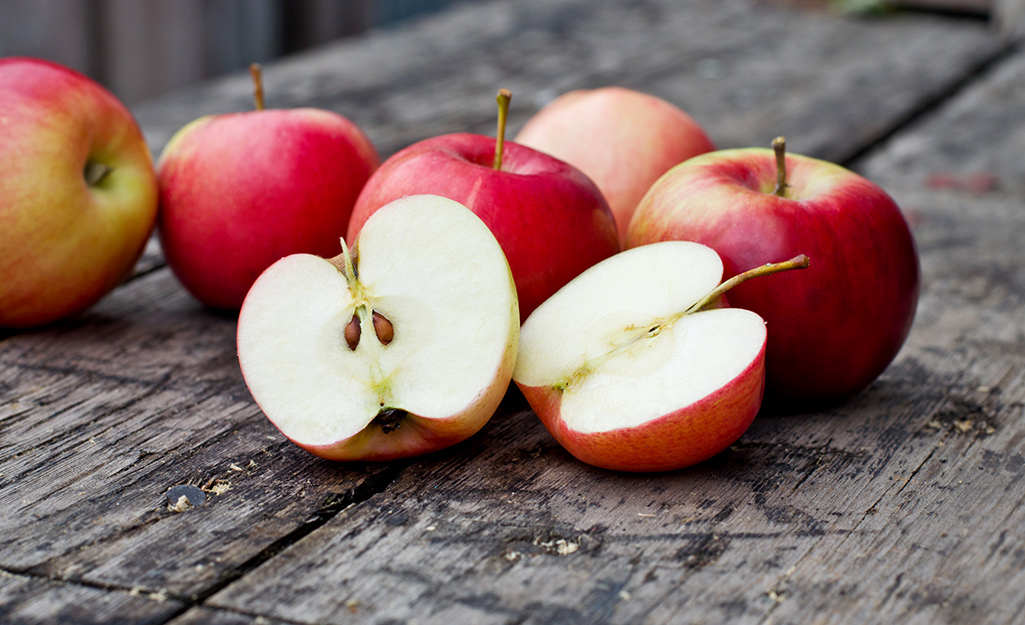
<box><xmin>347</xmin><ymin>133</ymin><xmax>620</xmax><ymax>320</ymax></box>
<box><xmin>628</xmin><ymin>148</ymin><xmax>920</xmax><ymax>405</ymax></box>
<box><xmin>157</xmin><ymin>108</ymin><xmax>379</xmax><ymax>310</ymax></box>
<box><xmin>515</xmin><ymin>87</ymin><xmax>716</xmax><ymax>245</ymax></box>
<box><xmin>517</xmin><ymin>343</ymin><xmax>765</xmax><ymax>473</ymax></box>
<box><xmin>0</xmin><ymin>57</ymin><xmax>158</xmax><ymax>327</ymax></box>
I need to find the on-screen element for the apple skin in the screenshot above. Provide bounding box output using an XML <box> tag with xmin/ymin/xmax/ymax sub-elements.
<box><xmin>518</xmin><ymin>341</ymin><xmax>764</xmax><ymax>473</ymax></box>
<box><xmin>346</xmin><ymin>133</ymin><xmax>620</xmax><ymax>320</ymax></box>
<box><xmin>515</xmin><ymin>87</ymin><xmax>716</xmax><ymax>245</ymax></box>
<box><xmin>0</xmin><ymin>57</ymin><xmax>158</xmax><ymax>328</ymax></box>
<box><xmin>286</xmin><ymin>357</ymin><xmax>515</xmax><ymax>462</ymax></box>
<box><xmin>628</xmin><ymin>148</ymin><xmax>920</xmax><ymax>405</ymax></box>
<box><xmin>157</xmin><ymin>107</ymin><xmax>379</xmax><ymax>310</ymax></box>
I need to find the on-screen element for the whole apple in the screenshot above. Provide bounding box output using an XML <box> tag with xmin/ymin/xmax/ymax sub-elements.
<box><xmin>347</xmin><ymin>90</ymin><xmax>619</xmax><ymax>321</ymax></box>
<box><xmin>0</xmin><ymin>57</ymin><xmax>158</xmax><ymax>328</ymax></box>
<box><xmin>157</xmin><ymin>64</ymin><xmax>379</xmax><ymax>310</ymax></box>
<box><xmin>628</xmin><ymin>138</ymin><xmax>920</xmax><ymax>405</ymax></box>
<box><xmin>514</xmin><ymin>241</ymin><xmax>809</xmax><ymax>472</ymax></box>
<box><xmin>515</xmin><ymin>86</ymin><xmax>716</xmax><ymax>245</ymax></box>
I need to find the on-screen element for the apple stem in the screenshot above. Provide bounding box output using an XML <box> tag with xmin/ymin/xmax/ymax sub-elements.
<box><xmin>686</xmin><ymin>254</ymin><xmax>810</xmax><ymax>314</ymax></box>
<box><xmin>250</xmin><ymin>63</ymin><xmax>266</xmax><ymax>111</ymax></box>
<box><xmin>84</xmin><ymin>161</ymin><xmax>113</xmax><ymax>187</ymax></box>
<box><xmin>493</xmin><ymin>88</ymin><xmax>512</xmax><ymax>171</ymax></box>
<box><xmin>330</xmin><ymin>238</ymin><xmax>369</xmax><ymax>305</ymax></box>
<box><xmin>772</xmin><ymin>136</ymin><xmax>788</xmax><ymax>197</ymax></box>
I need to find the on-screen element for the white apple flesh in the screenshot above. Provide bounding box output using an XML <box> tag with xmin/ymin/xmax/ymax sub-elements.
<box><xmin>514</xmin><ymin>241</ymin><xmax>807</xmax><ymax>472</ymax></box>
<box><xmin>237</xmin><ymin>195</ymin><xmax>519</xmax><ymax>461</ymax></box>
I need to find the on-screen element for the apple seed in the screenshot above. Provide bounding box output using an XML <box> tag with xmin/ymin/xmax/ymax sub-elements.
<box><xmin>344</xmin><ymin>313</ymin><xmax>362</xmax><ymax>350</ymax></box>
<box><xmin>372</xmin><ymin>310</ymin><xmax>394</xmax><ymax>345</ymax></box>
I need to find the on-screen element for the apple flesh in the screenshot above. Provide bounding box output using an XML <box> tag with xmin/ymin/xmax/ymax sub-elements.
<box><xmin>628</xmin><ymin>140</ymin><xmax>920</xmax><ymax>405</ymax></box>
<box><xmin>157</xmin><ymin>65</ymin><xmax>379</xmax><ymax>310</ymax></box>
<box><xmin>347</xmin><ymin>90</ymin><xmax>619</xmax><ymax>321</ymax></box>
<box><xmin>514</xmin><ymin>241</ymin><xmax>807</xmax><ymax>472</ymax></box>
<box><xmin>0</xmin><ymin>57</ymin><xmax>158</xmax><ymax>327</ymax></box>
<box><xmin>515</xmin><ymin>87</ymin><xmax>716</xmax><ymax>245</ymax></box>
<box><xmin>237</xmin><ymin>194</ymin><xmax>519</xmax><ymax>461</ymax></box>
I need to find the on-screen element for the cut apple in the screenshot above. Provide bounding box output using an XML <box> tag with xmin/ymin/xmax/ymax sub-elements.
<box><xmin>237</xmin><ymin>194</ymin><xmax>519</xmax><ymax>461</ymax></box>
<box><xmin>514</xmin><ymin>241</ymin><xmax>807</xmax><ymax>472</ymax></box>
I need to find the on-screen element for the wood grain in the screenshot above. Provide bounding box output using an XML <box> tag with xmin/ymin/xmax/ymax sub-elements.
<box><xmin>2</xmin><ymin>0</ymin><xmax>1023</xmax><ymax>623</ymax></box>
<box><xmin>132</xmin><ymin>0</ymin><xmax>1005</xmax><ymax>164</ymax></box>
<box><xmin>0</xmin><ymin>270</ymin><xmax>403</xmax><ymax>599</ymax></box>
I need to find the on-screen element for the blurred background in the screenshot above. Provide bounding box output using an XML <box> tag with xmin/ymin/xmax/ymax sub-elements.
<box><xmin>1</xmin><ymin>0</ymin><xmax>1020</xmax><ymax>106</ymax></box>
<box><xmin>0</xmin><ymin>0</ymin><xmax>478</xmax><ymax>104</ymax></box>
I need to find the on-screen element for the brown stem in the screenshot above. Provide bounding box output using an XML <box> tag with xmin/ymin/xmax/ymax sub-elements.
<box><xmin>84</xmin><ymin>161</ymin><xmax>113</xmax><ymax>186</ymax></box>
<box><xmin>250</xmin><ymin>63</ymin><xmax>266</xmax><ymax>111</ymax></box>
<box><xmin>772</xmin><ymin>136</ymin><xmax>787</xmax><ymax>197</ymax></box>
<box><xmin>493</xmin><ymin>88</ymin><xmax>512</xmax><ymax>171</ymax></box>
<box><xmin>686</xmin><ymin>254</ymin><xmax>810</xmax><ymax>314</ymax></box>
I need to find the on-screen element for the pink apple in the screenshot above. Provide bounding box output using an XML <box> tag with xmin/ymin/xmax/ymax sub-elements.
<box><xmin>0</xmin><ymin>57</ymin><xmax>158</xmax><ymax>328</ymax></box>
<box><xmin>347</xmin><ymin>90</ymin><xmax>619</xmax><ymax>321</ymax></box>
<box><xmin>514</xmin><ymin>241</ymin><xmax>809</xmax><ymax>472</ymax></box>
<box><xmin>157</xmin><ymin>64</ymin><xmax>379</xmax><ymax>310</ymax></box>
<box><xmin>628</xmin><ymin>138</ymin><xmax>920</xmax><ymax>405</ymax></box>
<box><xmin>515</xmin><ymin>86</ymin><xmax>716</xmax><ymax>244</ymax></box>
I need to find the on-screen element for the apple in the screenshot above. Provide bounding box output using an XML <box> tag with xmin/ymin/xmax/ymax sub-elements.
<box><xmin>0</xmin><ymin>57</ymin><xmax>158</xmax><ymax>328</ymax></box>
<box><xmin>347</xmin><ymin>89</ymin><xmax>619</xmax><ymax>321</ymax></box>
<box><xmin>628</xmin><ymin>137</ymin><xmax>920</xmax><ymax>405</ymax></box>
<box><xmin>514</xmin><ymin>241</ymin><xmax>809</xmax><ymax>472</ymax></box>
<box><xmin>237</xmin><ymin>194</ymin><xmax>519</xmax><ymax>461</ymax></box>
<box><xmin>514</xmin><ymin>86</ymin><xmax>716</xmax><ymax>245</ymax></box>
<box><xmin>157</xmin><ymin>63</ymin><xmax>379</xmax><ymax>310</ymax></box>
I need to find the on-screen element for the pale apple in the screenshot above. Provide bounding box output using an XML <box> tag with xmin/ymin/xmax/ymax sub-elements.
<box><xmin>237</xmin><ymin>194</ymin><xmax>519</xmax><ymax>461</ymax></box>
<box><xmin>157</xmin><ymin>64</ymin><xmax>379</xmax><ymax>310</ymax></box>
<box><xmin>347</xmin><ymin>89</ymin><xmax>619</xmax><ymax>321</ymax></box>
<box><xmin>514</xmin><ymin>240</ymin><xmax>808</xmax><ymax>472</ymax></box>
<box><xmin>515</xmin><ymin>86</ymin><xmax>716</xmax><ymax>244</ymax></box>
<box><xmin>0</xmin><ymin>57</ymin><xmax>158</xmax><ymax>327</ymax></box>
<box><xmin>628</xmin><ymin>138</ymin><xmax>920</xmax><ymax>405</ymax></box>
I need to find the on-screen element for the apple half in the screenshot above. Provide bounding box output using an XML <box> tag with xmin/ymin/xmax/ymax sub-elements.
<box><xmin>514</xmin><ymin>241</ymin><xmax>806</xmax><ymax>472</ymax></box>
<box><xmin>237</xmin><ymin>194</ymin><xmax>519</xmax><ymax>461</ymax></box>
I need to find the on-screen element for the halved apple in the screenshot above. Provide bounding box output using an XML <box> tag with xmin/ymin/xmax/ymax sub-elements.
<box><xmin>237</xmin><ymin>194</ymin><xmax>519</xmax><ymax>461</ymax></box>
<box><xmin>514</xmin><ymin>241</ymin><xmax>807</xmax><ymax>472</ymax></box>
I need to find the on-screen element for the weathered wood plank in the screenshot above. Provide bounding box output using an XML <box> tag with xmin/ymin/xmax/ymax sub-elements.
<box><xmin>0</xmin><ymin>571</ymin><xmax>182</xmax><ymax>625</ymax></box>
<box><xmin>132</xmin><ymin>0</ymin><xmax>1005</xmax><ymax>166</ymax></box>
<box><xmin>1</xmin><ymin>1</ymin><xmax>1020</xmax><ymax>623</ymax></box>
<box><xmin>168</xmin><ymin>606</ymin><xmax>292</xmax><ymax>625</ymax></box>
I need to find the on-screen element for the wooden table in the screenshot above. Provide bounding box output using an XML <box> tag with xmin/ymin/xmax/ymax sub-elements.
<box><xmin>3</xmin><ymin>1</ymin><xmax>1024</xmax><ymax>623</ymax></box>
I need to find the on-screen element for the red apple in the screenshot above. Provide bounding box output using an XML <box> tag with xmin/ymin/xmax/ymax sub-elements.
<box><xmin>628</xmin><ymin>138</ymin><xmax>920</xmax><ymax>405</ymax></box>
<box><xmin>347</xmin><ymin>89</ymin><xmax>619</xmax><ymax>320</ymax></box>
<box><xmin>515</xmin><ymin>86</ymin><xmax>716</xmax><ymax>245</ymax></box>
<box><xmin>0</xmin><ymin>57</ymin><xmax>158</xmax><ymax>328</ymax></box>
<box><xmin>157</xmin><ymin>64</ymin><xmax>379</xmax><ymax>310</ymax></box>
<box><xmin>514</xmin><ymin>241</ymin><xmax>808</xmax><ymax>472</ymax></box>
